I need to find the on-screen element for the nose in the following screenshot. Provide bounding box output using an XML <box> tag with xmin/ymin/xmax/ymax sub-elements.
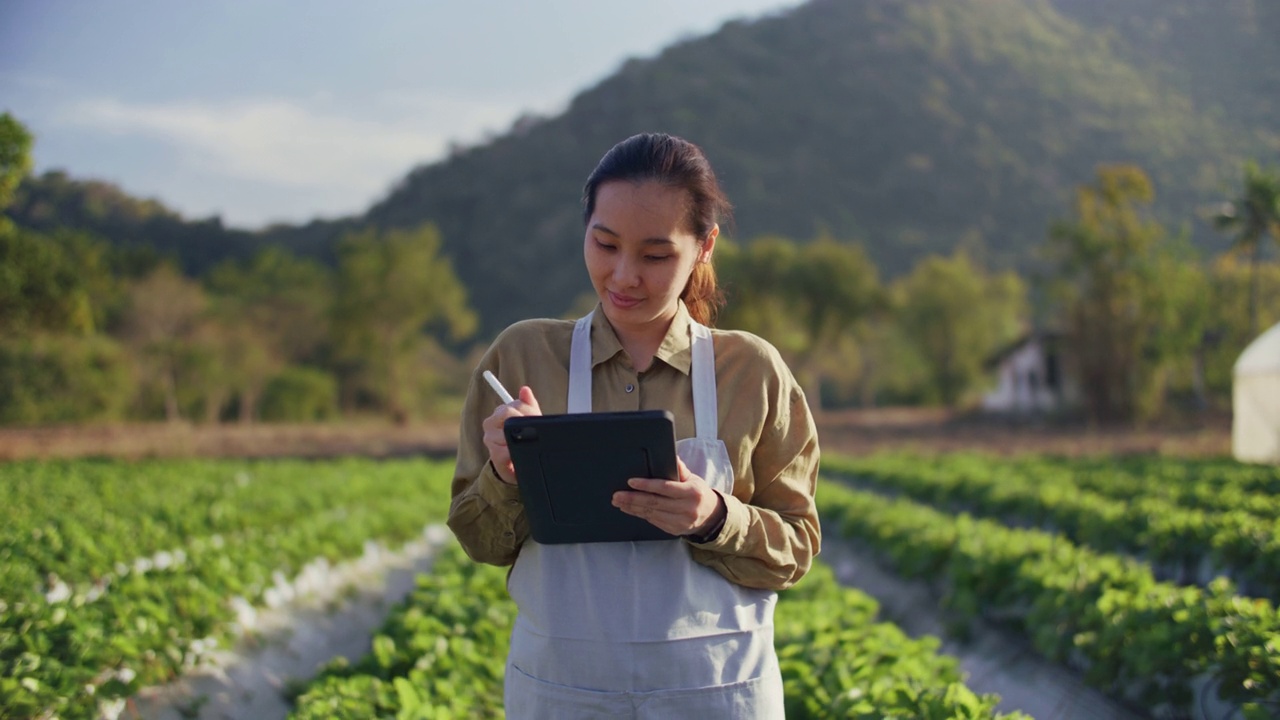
<box><xmin>612</xmin><ymin>254</ymin><xmax>640</xmax><ymax>287</ymax></box>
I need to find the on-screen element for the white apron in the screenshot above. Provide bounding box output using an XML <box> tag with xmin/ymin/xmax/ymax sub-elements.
<box><xmin>503</xmin><ymin>311</ymin><xmax>784</xmax><ymax>719</ymax></box>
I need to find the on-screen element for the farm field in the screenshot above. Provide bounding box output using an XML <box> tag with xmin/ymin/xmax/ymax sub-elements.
<box><xmin>2</xmin><ymin>428</ymin><xmax>1275</xmax><ymax>719</ymax></box>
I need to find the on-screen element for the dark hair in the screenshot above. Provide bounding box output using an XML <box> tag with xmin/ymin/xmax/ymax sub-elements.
<box><xmin>582</xmin><ymin>133</ymin><xmax>732</xmax><ymax>326</ymax></box>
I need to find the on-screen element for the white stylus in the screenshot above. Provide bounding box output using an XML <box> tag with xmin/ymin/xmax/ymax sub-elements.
<box><xmin>483</xmin><ymin>370</ymin><xmax>516</xmax><ymax>404</ymax></box>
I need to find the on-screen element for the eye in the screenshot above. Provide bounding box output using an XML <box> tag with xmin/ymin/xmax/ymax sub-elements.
<box><xmin>644</xmin><ymin>254</ymin><xmax>672</xmax><ymax>262</ymax></box>
<box><xmin>593</xmin><ymin>238</ymin><xmax>617</xmax><ymax>252</ymax></box>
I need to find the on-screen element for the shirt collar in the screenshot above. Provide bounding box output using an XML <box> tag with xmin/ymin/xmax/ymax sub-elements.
<box><xmin>588</xmin><ymin>301</ymin><xmax>694</xmax><ymax>375</ymax></box>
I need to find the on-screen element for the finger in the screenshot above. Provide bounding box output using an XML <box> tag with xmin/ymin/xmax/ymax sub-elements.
<box><xmin>518</xmin><ymin>386</ymin><xmax>542</xmax><ymax>415</ymax></box>
<box><xmin>612</xmin><ymin>498</ymin><xmax>696</xmax><ymax>533</ymax></box>
<box><xmin>480</xmin><ymin>410</ymin><xmax>507</xmax><ymax>436</ymax></box>
<box><xmin>626</xmin><ymin>477</ymin><xmax>698</xmax><ymax>497</ymax></box>
<box><xmin>613</xmin><ymin>489</ymin><xmax>693</xmax><ymax>515</ymax></box>
<box><xmin>676</xmin><ymin>457</ymin><xmax>691</xmax><ymax>482</ymax></box>
<box><xmin>483</xmin><ymin>430</ymin><xmax>509</xmax><ymax>453</ymax></box>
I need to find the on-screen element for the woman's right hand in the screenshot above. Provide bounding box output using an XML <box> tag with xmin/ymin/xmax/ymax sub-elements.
<box><xmin>481</xmin><ymin>385</ymin><xmax>542</xmax><ymax>485</ymax></box>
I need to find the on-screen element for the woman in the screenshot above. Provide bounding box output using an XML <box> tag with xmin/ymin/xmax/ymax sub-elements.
<box><xmin>448</xmin><ymin>133</ymin><xmax>820</xmax><ymax>718</ymax></box>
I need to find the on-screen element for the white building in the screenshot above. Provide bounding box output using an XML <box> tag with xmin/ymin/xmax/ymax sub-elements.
<box><xmin>982</xmin><ymin>333</ymin><xmax>1077</xmax><ymax>414</ymax></box>
<box><xmin>1233</xmin><ymin>321</ymin><xmax>1280</xmax><ymax>464</ymax></box>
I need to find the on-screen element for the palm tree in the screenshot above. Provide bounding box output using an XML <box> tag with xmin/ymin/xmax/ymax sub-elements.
<box><xmin>1213</xmin><ymin>161</ymin><xmax>1280</xmax><ymax>337</ymax></box>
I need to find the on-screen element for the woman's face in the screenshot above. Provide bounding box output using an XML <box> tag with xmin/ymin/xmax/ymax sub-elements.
<box><xmin>584</xmin><ymin>180</ymin><xmax>715</xmax><ymax>337</ymax></box>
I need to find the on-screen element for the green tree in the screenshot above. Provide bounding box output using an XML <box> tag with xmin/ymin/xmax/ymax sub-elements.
<box><xmin>1044</xmin><ymin>165</ymin><xmax>1176</xmax><ymax>423</ymax></box>
<box><xmin>854</xmin><ymin>317</ymin><xmax>933</xmax><ymax>406</ymax></box>
<box><xmin>1212</xmin><ymin>161</ymin><xmax>1280</xmax><ymax>338</ymax></box>
<box><xmin>719</xmin><ymin>237</ymin><xmax>806</xmax><ymax>353</ymax></box>
<box><xmin>1138</xmin><ymin>243</ymin><xmax>1214</xmax><ymax>414</ymax></box>
<box><xmin>260</xmin><ymin>366</ymin><xmax>339</xmax><ymax>422</ymax></box>
<box><xmin>206</xmin><ymin>247</ymin><xmax>334</xmax><ymax>364</ymax></box>
<box><xmin>331</xmin><ymin>224</ymin><xmax>476</xmax><ymax>422</ymax></box>
<box><xmin>1202</xmin><ymin>255</ymin><xmax>1280</xmax><ymax>397</ymax></box>
<box><xmin>120</xmin><ymin>264</ymin><xmax>209</xmax><ymax>421</ymax></box>
<box><xmin>205</xmin><ymin>247</ymin><xmax>335</xmax><ymax>421</ymax></box>
<box><xmin>719</xmin><ymin>236</ymin><xmax>882</xmax><ymax>409</ymax></box>
<box><xmin>0</xmin><ymin>226</ymin><xmax>119</xmax><ymax>337</ymax></box>
<box><xmin>894</xmin><ymin>250</ymin><xmax>1027</xmax><ymax>406</ymax></box>
<box><xmin>788</xmin><ymin>238</ymin><xmax>884</xmax><ymax>409</ymax></box>
<box><xmin>0</xmin><ymin>112</ymin><xmax>33</xmax><ymax>212</ymax></box>
<box><xmin>0</xmin><ymin>334</ymin><xmax>133</xmax><ymax>424</ymax></box>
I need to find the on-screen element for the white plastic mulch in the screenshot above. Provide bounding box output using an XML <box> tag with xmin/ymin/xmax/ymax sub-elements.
<box><xmin>122</xmin><ymin>525</ymin><xmax>453</xmax><ymax>720</ymax></box>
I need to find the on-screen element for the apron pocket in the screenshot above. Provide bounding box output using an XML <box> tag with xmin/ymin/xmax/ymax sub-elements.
<box><xmin>631</xmin><ymin>668</ymin><xmax>785</xmax><ymax>718</ymax></box>
<box><xmin>504</xmin><ymin>661</ymin><xmax>633</xmax><ymax>719</ymax></box>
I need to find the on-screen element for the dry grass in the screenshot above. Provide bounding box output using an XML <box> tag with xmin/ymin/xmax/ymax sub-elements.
<box><xmin>0</xmin><ymin>408</ymin><xmax>1234</xmax><ymax>462</ymax></box>
<box><xmin>814</xmin><ymin>407</ymin><xmax>1234</xmax><ymax>458</ymax></box>
<box><xmin>0</xmin><ymin>421</ymin><xmax>459</xmax><ymax>461</ymax></box>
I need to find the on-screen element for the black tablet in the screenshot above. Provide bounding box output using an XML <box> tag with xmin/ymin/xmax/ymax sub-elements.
<box><xmin>504</xmin><ymin>410</ymin><xmax>679</xmax><ymax>544</ymax></box>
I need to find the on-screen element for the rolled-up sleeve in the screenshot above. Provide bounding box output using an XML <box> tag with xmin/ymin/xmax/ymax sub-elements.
<box><xmin>447</xmin><ymin>359</ymin><xmax>530</xmax><ymax>566</ymax></box>
<box><xmin>687</xmin><ymin>351</ymin><xmax>821</xmax><ymax>591</ymax></box>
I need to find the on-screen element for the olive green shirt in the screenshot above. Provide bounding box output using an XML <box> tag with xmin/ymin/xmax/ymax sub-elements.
<box><xmin>447</xmin><ymin>302</ymin><xmax>821</xmax><ymax>591</ymax></box>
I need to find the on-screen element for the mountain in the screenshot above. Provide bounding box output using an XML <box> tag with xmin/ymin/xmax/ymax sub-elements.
<box><xmin>6</xmin><ymin>170</ymin><xmax>355</xmax><ymax>269</ymax></box>
<box><xmin>362</xmin><ymin>0</ymin><xmax>1275</xmax><ymax>335</ymax></box>
<box><xmin>9</xmin><ymin>0</ymin><xmax>1277</xmax><ymax>338</ymax></box>
<box><xmin>1047</xmin><ymin>0</ymin><xmax>1279</xmax><ymax>146</ymax></box>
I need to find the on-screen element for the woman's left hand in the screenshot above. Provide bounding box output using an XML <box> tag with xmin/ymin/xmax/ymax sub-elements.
<box><xmin>612</xmin><ymin>458</ymin><xmax>726</xmax><ymax>537</ymax></box>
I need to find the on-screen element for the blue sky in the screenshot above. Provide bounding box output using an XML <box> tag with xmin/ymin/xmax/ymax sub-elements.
<box><xmin>0</xmin><ymin>1</ymin><xmax>802</xmax><ymax>228</ymax></box>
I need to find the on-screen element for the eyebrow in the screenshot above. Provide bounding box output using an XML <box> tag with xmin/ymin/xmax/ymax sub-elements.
<box><xmin>590</xmin><ymin>223</ymin><xmax>677</xmax><ymax>246</ymax></box>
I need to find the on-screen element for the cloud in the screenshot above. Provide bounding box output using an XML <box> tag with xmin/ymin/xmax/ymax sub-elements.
<box><xmin>61</xmin><ymin>93</ymin><xmax>516</xmax><ymax>194</ymax></box>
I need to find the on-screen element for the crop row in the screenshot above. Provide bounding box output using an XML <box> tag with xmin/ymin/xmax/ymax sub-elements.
<box><xmin>822</xmin><ymin>452</ymin><xmax>1280</xmax><ymax>599</ymax></box>
<box><xmin>817</xmin><ymin>478</ymin><xmax>1280</xmax><ymax>719</ymax></box>
<box><xmin>290</xmin><ymin>541</ymin><xmax>1028</xmax><ymax>719</ymax></box>
<box><xmin>1036</xmin><ymin>454</ymin><xmax>1280</xmax><ymax>505</ymax></box>
<box><xmin>2</xmin><ymin>459</ymin><xmax>446</xmax><ymax>594</ymax></box>
<box><xmin>1</xmin><ymin>458</ymin><xmax>455</xmax><ymax>720</ymax></box>
<box><xmin>867</xmin><ymin>452</ymin><xmax>1280</xmax><ymax>520</ymax></box>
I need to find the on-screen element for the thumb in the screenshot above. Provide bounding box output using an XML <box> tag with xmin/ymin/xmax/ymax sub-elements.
<box><xmin>676</xmin><ymin>457</ymin><xmax>691</xmax><ymax>482</ymax></box>
<box><xmin>519</xmin><ymin>385</ymin><xmax>542</xmax><ymax>415</ymax></box>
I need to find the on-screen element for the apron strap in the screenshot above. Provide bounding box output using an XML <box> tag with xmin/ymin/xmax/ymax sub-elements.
<box><xmin>568</xmin><ymin>312</ymin><xmax>594</xmax><ymax>413</ymax></box>
<box><xmin>689</xmin><ymin>321</ymin><xmax>718</xmax><ymax>440</ymax></box>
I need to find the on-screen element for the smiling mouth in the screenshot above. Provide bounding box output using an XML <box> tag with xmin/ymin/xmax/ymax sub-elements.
<box><xmin>608</xmin><ymin>291</ymin><xmax>642</xmax><ymax>308</ymax></box>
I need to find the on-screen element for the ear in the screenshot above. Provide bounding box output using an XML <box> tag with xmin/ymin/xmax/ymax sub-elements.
<box><xmin>699</xmin><ymin>224</ymin><xmax>719</xmax><ymax>263</ymax></box>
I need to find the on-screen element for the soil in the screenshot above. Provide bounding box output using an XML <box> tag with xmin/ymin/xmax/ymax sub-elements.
<box><xmin>0</xmin><ymin>407</ymin><xmax>1234</xmax><ymax>462</ymax></box>
<box><xmin>811</xmin><ymin>406</ymin><xmax>1234</xmax><ymax>458</ymax></box>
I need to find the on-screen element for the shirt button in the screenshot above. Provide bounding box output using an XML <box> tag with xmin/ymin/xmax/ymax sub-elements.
<box><xmin>625</xmin><ymin>384</ymin><xmax>635</xmax><ymax>393</ymax></box>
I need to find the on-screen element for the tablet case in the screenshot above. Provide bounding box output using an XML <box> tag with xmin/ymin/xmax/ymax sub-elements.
<box><xmin>504</xmin><ymin>410</ymin><xmax>679</xmax><ymax>544</ymax></box>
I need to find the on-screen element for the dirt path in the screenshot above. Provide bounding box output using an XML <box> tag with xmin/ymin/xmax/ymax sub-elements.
<box><xmin>819</xmin><ymin>537</ymin><xmax>1147</xmax><ymax>720</ymax></box>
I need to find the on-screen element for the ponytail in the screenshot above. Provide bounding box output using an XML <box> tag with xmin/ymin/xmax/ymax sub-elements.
<box><xmin>682</xmin><ymin>259</ymin><xmax>724</xmax><ymax>327</ymax></box>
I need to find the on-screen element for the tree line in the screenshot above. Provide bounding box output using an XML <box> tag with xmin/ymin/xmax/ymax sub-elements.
<box><xmin>2</xmin><ymin>113</ymin><xmax>1278</xmax><ymax>426</ymax></box>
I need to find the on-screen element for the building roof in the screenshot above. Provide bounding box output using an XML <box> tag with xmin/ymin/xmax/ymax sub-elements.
<box><xmin>983</xmin><ymin>331</ymin><xmax>1065</xmax><ymax>371</ymax></box>
<box><xmin>1235</xmin><ymin>321</ymin><xmax>1280</xmax><ymax>377</ymax></box>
